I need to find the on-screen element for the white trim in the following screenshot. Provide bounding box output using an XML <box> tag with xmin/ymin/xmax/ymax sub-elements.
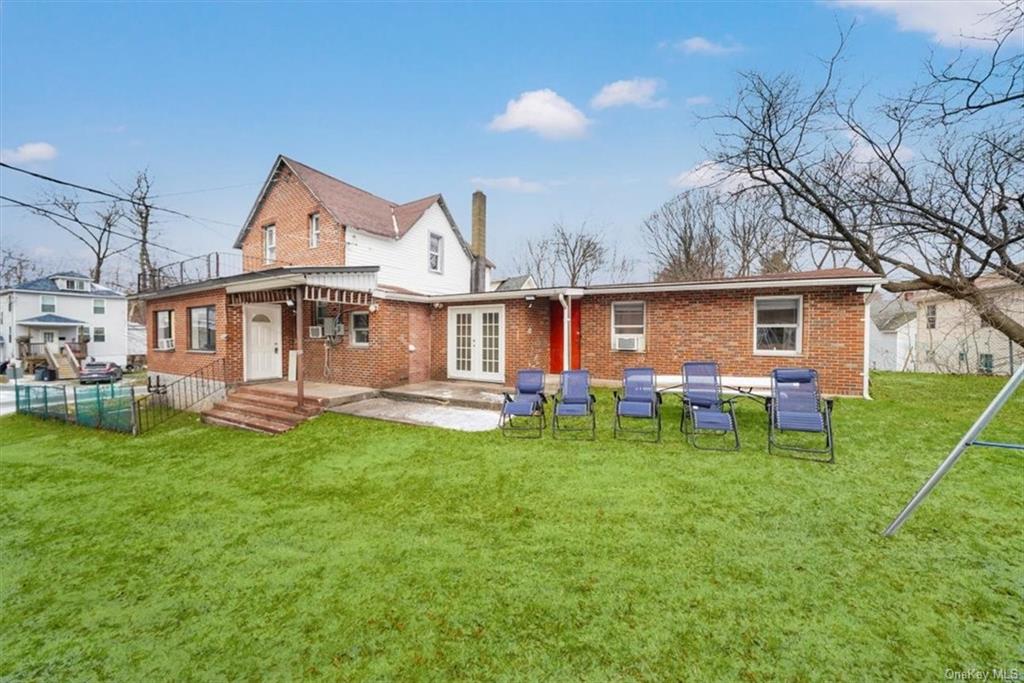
<box><xmin>863</xmin><ymin>290</ymin><xmax>873</xmax><ymax>398</ymax></box>
<box><xmin>309</xmin><ymin>212</ymin><xmax>320</xmax><ymax>248</ymax></box>
<box><xmin>428</xmin><ymin>232</ymin><xmax>444</xmax><ymax>274</ymax></box>
<box><xmin>446</xmin><ymin>304</ymin><xmax>505</xmax><ymax>382</ymax></box>
<box><xmin>753</xmin><ymin>295</ymin><xmax>803</xmax><ymax>356</ymax></box>
<box><xmin>263</xmin><ymin>224</ymin><xmax>276</xmax><ymax>264</ymax></box>
<box><xmin>242</xmin><ymin>303</ymin><xmax>282</xmax><ymax>381</ymax></box>
<box><xmin>349</xmin><ymin>310</ymin><xmax>370</xmax><ymax>347</ymax></box>
<box><xmin>610</xmin><ymin>300</ymin><xmax>646</xmax><ymax>352</ymax></box>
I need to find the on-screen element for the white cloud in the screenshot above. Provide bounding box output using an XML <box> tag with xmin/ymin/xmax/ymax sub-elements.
<box><xmin>832</xmin><ymin>1</ymin><xmax>1013</xmax><ymax>48</ymax></box>
<box><xmin>685</xmin><ymin>95</ymin><xmax>714</xmax><ymax>107</ymax></box>
<box><xmin>488</xmin><ymin>89</ymin><xmax>591</xmax><ymax>140</ymax></box>
<box><xmin>591</xmin><ymin>78</ymin><xmax>667</xmax><ymax>109</ymax></box>
<box><xmin>675</xmin><ymin>36</ymin><xmax>743</xmax><ymax>55</ymax></box>
<box><xmin>470</xmin><ymin>176</ymin><xmax>549</xmax><ymax>193</ymax></box>
<box><xmin>671</xmin><ymin>161</ymin><xmax>750</xmax><ymax>192</ymax></box>
<box><xmin>0</xmin><ymin>141</ymin><xmax>58</xmax><ymax>164</ymax></box>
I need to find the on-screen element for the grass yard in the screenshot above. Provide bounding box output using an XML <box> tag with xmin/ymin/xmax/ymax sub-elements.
<box><xmin>1</xmin><ymin>372</ymin><xmax>1021</xmax><ymax>680</ymax></box>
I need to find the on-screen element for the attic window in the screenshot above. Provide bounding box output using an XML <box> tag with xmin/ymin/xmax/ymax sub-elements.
<box><xmin>62</xmin><ymin>279</ymin><xmax>88</xmax><ymax>291</ymax></box>
<box><xmin>263</xmin><ymin>225</ymin><xmax>276</xmax><ymax>264</ymax></box>
<box><xmin>428</xmin><ymin>233</ymin><xmax>443</xmax><ymax>274</ymax></box>
<box><xmin>309</xmin><ymin>213</ymin><xmax>320</xmax><ymax>248</ymax></box>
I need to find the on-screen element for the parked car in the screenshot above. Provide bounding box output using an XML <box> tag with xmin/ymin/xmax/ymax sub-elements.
<box><xmin>79</xmin><ymin>362</ymin><xmax>123</xmax><ymax>384</ymax></box>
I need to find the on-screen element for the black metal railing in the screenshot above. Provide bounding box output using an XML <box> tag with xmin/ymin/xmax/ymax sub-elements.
<box><xmin>137</xmin><ymin>251</ymin><xmax>296</xmax><ymax>293</ymax></box>
<box><xmin>134</xmin><ymin>357</ymin><xmax>229</xmax><ymax>434</ymax></box>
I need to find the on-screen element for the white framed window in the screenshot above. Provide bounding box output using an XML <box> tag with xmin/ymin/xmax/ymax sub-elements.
<box><xmin>188</xmin><ymin>305</ymin><xmax>216</xmax><ymax>351</ymax></box>
<box><xmin>63</xmin><ymin>279</ymin><xmax>87</xmax><ymax>291</ymax></box>
<box><xmin>41</xmin><ymin>295</ymin><xmax>56</xmax><ymax>313</ymax></box>
<box><xmin>754</xmin><ymin>295</ymin><xmax>802</xmax><ymax>355</ymax></box>
<box><xmin>263</xmin><ymin>225</ymin><xmax>276</xmax><ymax>264</ymax></box>
<box><xmin>926</xmin><ymin>304</ymin><xmax>937</xmax><ymax>329</ymax></box>
<box><xmin>428</xmin><ymin>233</ymin><xmax>443</xmax><ymax>273</ymax></box>
<box><xmin>309</xmin><ymin>213</ymin><xmax>320</xmax><ymax>248</ymax></box>
<box><xmin>154</xmin><ymin>310</ymin><xmax>173</xmax><ymax>348</ymax></box>
<box><xmin>350</xmin><ymin>311</ymin><xmax>370</xmax><ymax>347</ymax></box>
<box><xmin>92</xmin><ymin>326</ymin><xmax>106</xmax><ymax>343</ymax></box>
<box><xmin>43</xmin><ymin>331</ymin><xmax>55</xmax><ymax>343</ymax></box>
<box><xmin>611</xmin><ymin>301</ymin><xmax>646</xmax><ymax>352</ymax></box>
<box><xmin>93</xmin><ymin>299</ymin><xmax>105</xmax><ymax>314</ymax></box>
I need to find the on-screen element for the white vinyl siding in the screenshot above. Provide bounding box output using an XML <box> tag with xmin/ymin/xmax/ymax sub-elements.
<box><xmin>754</xmin><ymin>296</ymin><xmax>803</xmax><ymax>355</ymax></box>
<box><xmin>344</xmin><ymin>202</ymin><xmax>475</xmax><ymax>295</ymax></box>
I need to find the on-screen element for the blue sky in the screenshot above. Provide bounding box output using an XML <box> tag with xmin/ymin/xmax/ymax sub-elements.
<box><xmin>0</xmin><ymin>1</ymin><xmax>1007</xmax><ymax>280</ymax></box>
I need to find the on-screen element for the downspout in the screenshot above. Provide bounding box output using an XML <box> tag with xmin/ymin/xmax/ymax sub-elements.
<box><xmin>558</xmin><ymin>291</ymin><xmax>571</xmax><ymax>371</ymax></box>
<box><xmin>863</xmin><ymin>287</ymin><xmax>873</xmax><ymax>399</ymax></box>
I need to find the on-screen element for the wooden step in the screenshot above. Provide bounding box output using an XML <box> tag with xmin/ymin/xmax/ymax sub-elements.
<box><xmin>201</xmin><ymin>407</ymin><xmax>296</xmax><ymax>434</ymax></box>
<box><xmin>213</xmin><ymin>398</ymin><xmax>307</xmax><ymax>424</ymax></box>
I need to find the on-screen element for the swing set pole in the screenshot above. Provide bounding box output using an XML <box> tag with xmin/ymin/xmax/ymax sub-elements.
<box><xmin>883</xmin><ymin>363</ymin><xmax>1024</xmax><ymax>537</ymax></box>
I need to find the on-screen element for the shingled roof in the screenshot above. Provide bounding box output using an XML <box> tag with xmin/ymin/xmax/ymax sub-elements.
<box><xmin>235</xmin><ymin>156</ymin><xmax>464</xmax><ymax>249</ymax></box>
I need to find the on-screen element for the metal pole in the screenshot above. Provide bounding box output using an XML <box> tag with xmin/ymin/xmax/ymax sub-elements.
<box><xmin>883</xmin><ymin>363</ymin><xmax>1024</xmax><ymax>536</ymax></box>
<box><xmin>295</xmin><ymin>287</ymin><xmax>304</xmax><ymax>410</ymax></box>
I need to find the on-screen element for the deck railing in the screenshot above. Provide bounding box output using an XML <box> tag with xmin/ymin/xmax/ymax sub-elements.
<box><xmin>137</xmin><ymin>252</ymin><xmax>290</xmax><ymax>293</ymax></box>
<box><xmin>134</xmin><ymin>357</ymin><xmax>229</xmax><ymax>434</ymax></box>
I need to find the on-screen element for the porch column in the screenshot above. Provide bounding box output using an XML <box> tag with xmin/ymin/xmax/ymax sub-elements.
<box><xmin>295</xmin><ymin>287</ymin><xmax>304</xmax><ymax>409</ymax></box>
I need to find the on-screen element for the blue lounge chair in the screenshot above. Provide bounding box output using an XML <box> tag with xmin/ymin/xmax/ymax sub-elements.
<box><xmin>769</xmin><ymin>368</ymin><xmax>834</xmax><ymax>462</ymax></box>
<box><xmin>681</xmin><ymin>361</ymin><xmax>740</xmax><ymax>451</ymax></box>
<box><xmin>552</xmin><ymin>369</ymin><xmax>596</xmax><ymax>439</ymax></box>
<box><xmin>613</xmin><ymin>367</ymin><xmax>662</xmax><ymax>441</ymax></box>
<box><xmin>500</xmin><ymin>368</ymin><xmax>547</xmax><ymax>437</ymax></box>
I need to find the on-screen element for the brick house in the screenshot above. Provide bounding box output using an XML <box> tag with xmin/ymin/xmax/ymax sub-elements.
<box><xmin>135</xmin><ymin>155</ymin><xmax>883</xmax><ymax>402</ymax></box>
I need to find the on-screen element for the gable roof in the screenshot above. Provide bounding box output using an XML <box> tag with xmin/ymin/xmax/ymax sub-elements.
<box><xmin>493</xmin><ymin>274</ymin><xmax>534</xmax><ymax>291</ymax></box>
<box><xmin>20</xmin><ymin>313</ymin><xmax>87</xmax><ymax>325</ymax></box>
<box><xmin>3</xmin><ymin>273</ymin><xmax>124</xmax><ymax>299</ymax></box>
<box><xmin>234</xmin><ymin>156</ymin><xmax>481</xmax><ymax>266</ymax></box>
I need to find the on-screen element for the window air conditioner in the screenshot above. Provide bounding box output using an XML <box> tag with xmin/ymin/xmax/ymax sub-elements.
<box><xmin>158</xmin><ymin>338</ymin><xmax>175</xmax><ymax>350</ymax></box>
<box><xmin>614</xmin><ymin>335</ymin><xmax>644</xmax><ymax>352</ymax></box>
<box><xmin>308</xmin><ymin>326</ymin><xmax>324</xmax><ymax>339</ymax></box>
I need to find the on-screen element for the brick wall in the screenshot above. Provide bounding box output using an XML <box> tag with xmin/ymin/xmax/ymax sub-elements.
<box><xmin>426</xmin><ymin>287</ymin><xmax>866</xmax><ymax>395</ymax></box>
<box><xmin>146</xmin><ymin>288</ymin><xmax>243</xmax><ymax>382</ymax></box>
<box><xmin>240</xmin><ymin>165</ymin><xmax>345</xmax><ymax>270</ymax></box>
<box><xmin>578</xmin><ymin>287</ymin><xmax>865</xmax><ymax>395</ymax></box>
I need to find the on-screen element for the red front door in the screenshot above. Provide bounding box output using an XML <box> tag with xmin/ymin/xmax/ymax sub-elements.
<box><xmin>549</xmin><ymin>299</ymin><xmax>582</xmax><ymax>373</ymax></box>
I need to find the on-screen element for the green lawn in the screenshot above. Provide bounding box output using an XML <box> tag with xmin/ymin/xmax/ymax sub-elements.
<box><xmin>1</xmin><ymin>372</ymin><xmax>1021</xmax><ymax>680</ymax></box>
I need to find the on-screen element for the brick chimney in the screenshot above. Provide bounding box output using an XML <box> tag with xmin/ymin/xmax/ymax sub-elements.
<box><xmin>471</xmin><ymin>190</ymin><xmax>487</xmax><ymax>292</ymax></box>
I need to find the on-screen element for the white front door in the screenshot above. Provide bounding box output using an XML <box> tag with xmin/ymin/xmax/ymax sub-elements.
<box><xmin>447</xmin><ymin>305</ymin><xmax>504</xmax><ymax>382</ymax></box>
<box><xmin>244</xmin><ymin>304</ymin><xmax>282</xmax><ymax>381</ymax></box>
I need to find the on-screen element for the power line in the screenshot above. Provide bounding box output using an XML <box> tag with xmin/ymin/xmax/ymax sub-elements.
<box><xmin>0</xmin><ymin>162</ymin><xmax>242</xmax><ymax>229</ymax></box>
<box><xmin>0</xmin><ymin>180</ymin><xmax>258</xmax><ymax>209</ymax></box>
<box><xmin>0</xmin><ymin>195</ymin><xmax>198</xmax><ymax>259</ymax></box>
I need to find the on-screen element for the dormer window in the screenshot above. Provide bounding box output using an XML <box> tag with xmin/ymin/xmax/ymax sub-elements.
<box><xmin>428</xmin><ymin>233</ymin><xmax>443</xmax><ymax>274</ymax></box>
<box><xmin>58</xmin><ymin>278</ymin><xmax>88</xmax><ymax>291</ymax></box>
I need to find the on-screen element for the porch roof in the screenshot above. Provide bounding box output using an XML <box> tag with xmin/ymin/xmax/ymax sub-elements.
<box><xmin>131</xmin><ymin>265</ymin><xmax>380</xmax><ymax>301</ymax></box>
<box><xmin>19</xmin><ymin>314</ymin><xmax>86</xmax><ymax>326</ymax></box>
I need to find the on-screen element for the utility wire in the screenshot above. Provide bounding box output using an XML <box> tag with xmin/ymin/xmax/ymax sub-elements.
<box><xmin>0</xmin><ymin>195</ymin><xmax>198</xmax><ymax>259</ymax></box>
<box><xmin>0</xmin><ymin>162</ymin><xmax>241</xmax><ymax>228</ymax></box>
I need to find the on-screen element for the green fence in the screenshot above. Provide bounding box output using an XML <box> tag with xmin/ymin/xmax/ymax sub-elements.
<box><xmin>15</xmin><ymin>383</ymin><xmax>138</xmax><ymax>434</ymax></box>
<box><xmin>14</xmin><ymin>384</ymin><xmax>71</xmax><ymax>422</ymax></box>
<box><xmin>73</xmin><ymin>384</ymin><xmax>137</xmax><ymax>433</ymax></box>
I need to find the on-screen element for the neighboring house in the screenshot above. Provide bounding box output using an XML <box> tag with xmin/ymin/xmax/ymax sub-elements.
<box><xmin>0</xmin><ymin>272</ymin><xmax>129</xmax><ymax>366</ymax></box>
<box><xmin>490</xmin><ymin>274</ymin><xmax>537</xmax><ymax>292</ymax></box>
<box><xmin>133</xmin><ymin>155</ymin><xmax>883</xmax><ymax>400</ymax></box>
<box><xmin>911</xmin><ymin>276</ymin><xmax>1024</xmax><ymax>376</ymax></box>
<box><xmin>869</xmin><ymin>294</ymin><xmax>917</xmax><ymax>371</ymax></box>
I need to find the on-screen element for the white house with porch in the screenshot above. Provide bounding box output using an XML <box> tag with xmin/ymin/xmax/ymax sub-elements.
<box><xmin>0</xmin><ymin>272</ymin><xmax>128</xmax><ymax>368</ymax></box>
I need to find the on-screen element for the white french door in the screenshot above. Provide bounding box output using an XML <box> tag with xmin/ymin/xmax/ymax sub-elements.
<box><xmin>447</xmin><ymin>305</ymin><xmax>504</xmax><ymax>382</ymax></box>
<box><xmin>244</xmin><ymin>304</ymin><xmax>282</xmax><ymax>381</ymax></box>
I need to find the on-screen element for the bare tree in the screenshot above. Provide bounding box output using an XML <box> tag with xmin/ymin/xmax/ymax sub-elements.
<box><xmin>119</xmin><ymin>170</ymin><xmax>157</xmax><ymax>289</ymax></box>
<box><xmin>905</xmin><ymin>2</ymin><xmax>1023</xmax><ymax>125</ymax></box>
<box><xmin>514</xmin><ymin>220</ymin><xmax>629</xmax><ymax>287</ymax></box>
<box><xmin>32</xmin><ymin>194</ymin><xmax>131</xmax><ymax>282</ymax></box>
<box><xmin>0</xmin><ymin>246</ymin><xmax>43</xmax><ymax>287</ymax></box>
<box><xmin>643</xmin><ymin>190</ymin><xmax>728</xmax><ymax>281</ymax></box>
<box><xmin>710</xmin><ymin>27</ymin><xmax>1024</xmax><ymax>347</ymax></box>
